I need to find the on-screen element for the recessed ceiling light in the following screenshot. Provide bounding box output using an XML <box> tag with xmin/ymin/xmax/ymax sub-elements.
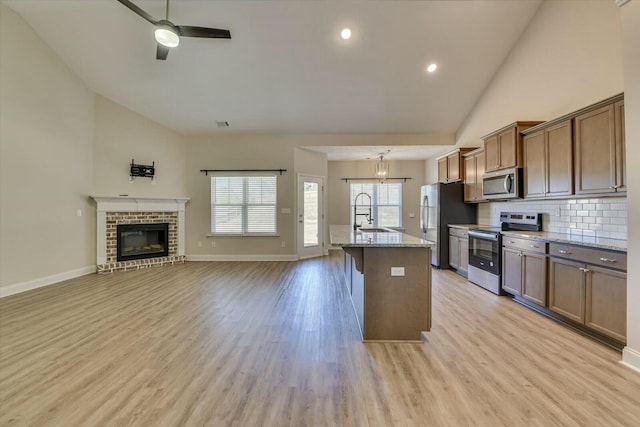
<box><xmin>341</xmin><ymin>28</ymin><xmax>352</xmax><ymax>40</ymax></box>
<box><xmin>427</xmin><ymin>63</ymin><xmax>438</xmax><ymax>73</ymax></box>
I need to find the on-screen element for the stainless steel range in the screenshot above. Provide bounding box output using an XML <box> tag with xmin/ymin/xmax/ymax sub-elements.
<box><xmin>467</xmin><ymin>212</ymin><xmax>542</xmax><ymax>295</ymax></box>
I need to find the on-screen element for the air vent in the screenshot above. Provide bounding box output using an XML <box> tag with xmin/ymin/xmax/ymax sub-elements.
<box><xmin>216</xmin><ymin>121</ymin><xmax>229</xmax><ymax>128</ymax></box>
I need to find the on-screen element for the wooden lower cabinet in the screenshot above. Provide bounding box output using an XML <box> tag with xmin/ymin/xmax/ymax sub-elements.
<box><xmin>449</xmin><ymin>228</ymin><xmax>469</xmax><ymax>276</ymax></box>
<box><xmin>449</xmin><ymin>235</ymin><xmax>460</xmax><ymax>270</ymax></box>
<box><xmin>522</xmin><ymin>252</ymin><xmax>547</xmax><ymax>307</ymax></box>
<box><xmin>502</xmin><ymin>248</ymin><xmax>522</xmax><ymax>296</ymax></box>
<box><xmin>501</xmin><ymin>238</ymin><xmax>547</xmax><ymax>305</ymax></box>
<box><xmin>459</xmin><ymin>237</ymin><xmax>469</xmax><ymax>276</ymax></box>
<box><xmin>549</xmin><ymin>258</ymin><xmax>585</xmax><ymax>323</ymax></box>
<box><xmin>549</xmin><ymin>257</ymin><xmax>626</xmax><ymax>342</ymax></box>
<box><xmin>585</xmin><ymin>266</ymin><xmax>627</xmax><ymax>343</ymax></box>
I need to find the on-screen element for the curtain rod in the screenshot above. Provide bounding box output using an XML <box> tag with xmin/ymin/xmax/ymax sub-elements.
<box><xmin>341</xmin><ymin>177</ymin><xmax>412</xmax><ymax>183</ymax></box>
<box><xmin>200</xmin><ymin>169</ymin><xmax>287</xmax><ymax>176</ymax></box>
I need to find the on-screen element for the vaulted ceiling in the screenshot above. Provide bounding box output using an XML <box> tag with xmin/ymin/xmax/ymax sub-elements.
<box><xmin>4</xmin><ymin>0</ymin><xmax>542</xmax><ymax>158</ymax></box>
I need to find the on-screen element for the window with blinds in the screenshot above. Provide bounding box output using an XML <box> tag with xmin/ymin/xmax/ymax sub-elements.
<box><xmin>211</xmin><ymin>175</ymin><xmax>277</xmax><ymax>235</ymax></box>
<box><xmin>350</xmin><ymin>182</ymin><xmax>402</xmax><ymax>228</ymax></box>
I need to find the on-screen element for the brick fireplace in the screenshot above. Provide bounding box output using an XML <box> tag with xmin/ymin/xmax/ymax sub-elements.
<box><xmin>91</xmin><ymin>196</ymin><xmax>189</xmax><ymax>273</ymax></box>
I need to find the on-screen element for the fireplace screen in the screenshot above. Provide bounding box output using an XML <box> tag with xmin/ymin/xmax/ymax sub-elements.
<box><xmin>117</xmin><ymin>223</ymin><xmax>169</xmax><ymax>262</ymax></box>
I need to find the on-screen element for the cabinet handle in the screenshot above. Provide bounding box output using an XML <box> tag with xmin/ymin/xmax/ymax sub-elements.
<box><xmin>508</xmin><ymin>241</ymin><xmax>515</xmax><ymax>244</ymax></box>
<box><xmin>609</xmin><ymin>186</ymin><xmax>615</xmax><ymax>189</ymax></box>
<box><xmin>599</xmin><ymin>257</ymin><xmax>616</xmax><ymax>263</ymax></box>
<box><xmin>529</xmin><ymin>244</ymin><xmax>539</xmax><ymax>249</ymax></box>
<box><xmin>579</xmin><ymin>267</ymin><xmax>590</xmax><ymax>273</ymax></box>
<box><xmin>558</xmin><ymin>249</ymin><xmax>572</xmax><ymax>255</ymax></box>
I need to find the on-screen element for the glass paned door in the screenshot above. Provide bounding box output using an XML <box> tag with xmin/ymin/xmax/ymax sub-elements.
<box><xmin>297</xmin><ymin>175</ymin><xmax>324</xmax><ymax>259</ymax></box>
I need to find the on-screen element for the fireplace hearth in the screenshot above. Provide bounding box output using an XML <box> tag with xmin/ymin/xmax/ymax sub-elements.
<box><xmin>117</xmin><ymin>223</ymin><xmax>169</xmax><ymax>262</ymax></box>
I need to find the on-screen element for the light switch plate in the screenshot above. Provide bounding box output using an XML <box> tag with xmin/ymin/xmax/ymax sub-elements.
<box><xmin>391</xmin><ymin>267</ymin><xmax>405</xmax><ymax>276</ymax></box>
<box><xmin>281</xmin><ymin>208</ymin><xmax>291</xmax><ymax>214</ymax></box>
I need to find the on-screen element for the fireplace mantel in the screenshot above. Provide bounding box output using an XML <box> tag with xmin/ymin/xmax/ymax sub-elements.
<box><xmin>91</xmin><ymin>196</ymin><xmax>190</xmax><ymax>213</ymax></box>
<box><xmin>90</xmin><ymin>196</ymin><xmax>189</xmax><ymax>269</ymax></box>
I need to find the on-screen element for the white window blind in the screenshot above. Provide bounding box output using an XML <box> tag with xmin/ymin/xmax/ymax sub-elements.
<box><xmin>211</xmin><ymin>175</ymin><xmax>277</xmax><ymax>235</ymax></box>
<box><xmin>350</xmin><ymin>182</ymin><xmax>402</xmax><ymax>228</ymax></box>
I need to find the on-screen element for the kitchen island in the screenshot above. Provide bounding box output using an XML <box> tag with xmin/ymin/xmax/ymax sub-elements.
<box><xmin>330</xmin><ymin>225</ymin><xmax>434</xmax><ymax>342</ymax></box>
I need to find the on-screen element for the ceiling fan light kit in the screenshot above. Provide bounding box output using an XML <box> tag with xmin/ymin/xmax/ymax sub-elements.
<box><xmin>155</xmin><ymin>23</ymin><xmax>179</xmax><ymax>47</ymax></box>
<box><xmin>117</xmin><ymin>0</ymin><xmax>231</xmax><ymax>60</ymax></box>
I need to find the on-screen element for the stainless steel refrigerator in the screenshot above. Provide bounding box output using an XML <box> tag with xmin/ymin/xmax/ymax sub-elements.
<box><xmin>420</xmin><ymin>183</ymin><xmax>477</xmax><ymax>268</ymax></box>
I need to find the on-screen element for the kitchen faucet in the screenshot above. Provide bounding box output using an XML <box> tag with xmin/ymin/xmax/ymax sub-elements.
<box><xmin>353</xmin><ymin>192</ymin><xmax>373</xmax><ymax>230</ymax></box>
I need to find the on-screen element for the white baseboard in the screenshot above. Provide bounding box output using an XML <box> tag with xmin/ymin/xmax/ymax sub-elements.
<box><xmin>621</xmin><ymin>346</ymin><xmax>640</xmax><ymax>373</ymax></box>
<box><xmin>0</xmin><ymin>265</ymin><xmax>96</xmax><ymax>298</ymax></box>
<box><xmin>187</xmin><ymin>254</ymin><xmax>298</xmax><ymax>262</ymax></box>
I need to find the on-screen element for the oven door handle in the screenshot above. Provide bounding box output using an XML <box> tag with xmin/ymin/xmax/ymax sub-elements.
<box><xmin>468</xmin><ymin>230</ymin><xmax>500</xmax><ymax>241</ymax></box>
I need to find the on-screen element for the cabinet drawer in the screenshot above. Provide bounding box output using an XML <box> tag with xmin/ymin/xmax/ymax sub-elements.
<box><xmin>449</xmin><ymin>228</ymin><xmax>468</xmax><ymax>238</ymax></box>
<box><xmin>549</xmin><ymin>243</ymin><xmax>627</xmax><ymax>271</ymax></box>
<box><xmin>502</xmin><ymin>236</ymin><xmax>546</xmax><ymax>254</ymax></box>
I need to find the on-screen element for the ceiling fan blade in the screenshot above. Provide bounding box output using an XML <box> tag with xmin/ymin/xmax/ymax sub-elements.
<box><xmin>156</xmin><ymin>43</ymin><xmax>170</xmax><ymax>60</ymax></box>
<box><xmin>177</xmin><ymin>26</ymin><xmax>231</xmax><ymax>39</ymax></box>
<box><xmin>117</xmin><ymin>0</ymin><xmax>159</xmax><ymax>25</ymax></box>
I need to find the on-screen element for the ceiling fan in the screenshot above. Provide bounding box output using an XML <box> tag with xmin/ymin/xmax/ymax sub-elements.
<box><xmin>117</xmin><ymin>0</ymin><xmax>231</xmax><ymax>60</ymax></box>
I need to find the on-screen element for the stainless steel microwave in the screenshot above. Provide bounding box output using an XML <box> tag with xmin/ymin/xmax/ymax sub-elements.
<box><xmin>482</xmin><ymin>167</ymin><xmax>523</xmax><ymax>200</ymax></box>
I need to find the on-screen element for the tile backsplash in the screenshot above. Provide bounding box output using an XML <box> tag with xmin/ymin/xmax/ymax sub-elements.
<box><xmin>477</xmin><ymin>197</ymin><xmax>627</xmax><ymax>240</ymax></box>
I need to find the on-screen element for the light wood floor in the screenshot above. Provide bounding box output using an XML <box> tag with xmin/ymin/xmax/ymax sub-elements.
<box><xmin>1</xmin><ymin>252</ymin><xmax>639</xmax><ymax>426</ymax></box>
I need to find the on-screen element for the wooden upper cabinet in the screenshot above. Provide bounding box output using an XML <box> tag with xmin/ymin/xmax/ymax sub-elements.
<box><xmin>438</xmin><ymin>158</ymin><xmax>448</xmax><ymax>183</ymax></box>
<box><xmin>484</xmin><ymin>135</ymin><xmax>499</xmax><ymax>172</ymax></box>
<box><xmin>574</xmin><ymin>104</ymin><xmax>617</xmax><ymax>194</ymax></box>
<box><xmin>437</xmin><ymin>148</ymin><xmax>476</xmax><ymax>183</ymax></box>
<box><xmin>483</xmin><ymin>122</ymin><xmax>543</xmax><ymax>173</ymax></box>
<box><xmin>523</xmin><ymin>119</ymin><xmax>573</xmax><ymax>199</ymax></box>
<box><xmin>463</xmin><ymin>148</ymin><xmax>485</xmax><ymax>202</ymax></box>
<box><xmin>573</xmin><ymin>94</ymin><xmax>625</xmax><ymax>196</ymax></box>
<box><xmin>546</xmin><ymin>120</ymin><xmax>573</xmax><ymax>197</ymax></box>
<box><xmin>498</xmin><ymin>128</ymin><xmax>517</xmax><ymax>169</ymax></box>
<box><xmin>475</xmin><ymin>150</ymin><xmax>485</xmax><ymax>200</ymax></box>
<box><xmin>447</xmin><ymin>153</ymin><xmax>461</xmax><ymax>181</ymax></box>
<box><xmin>463</xmin><ymin>155</ymin><xmax>475</xmax><ymax>201</ymax></box>
<box><xmin>523</xmin><ymin>130</ymin><xmax>546</xmax><ymax>198</ymax></box>
<box><xmin>615</xmin><ymin>100</ymin><xmax>626</xmax><ymax>193</ymax></box>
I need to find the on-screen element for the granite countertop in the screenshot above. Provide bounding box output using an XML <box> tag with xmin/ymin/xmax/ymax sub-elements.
<box><xmin>500</xmin><ymin>230</ymin><xmax>627</xmax><ymax>252</ymax></box>
<box><xmin>330</xmin><ymin>225</ymin><xmax>434</xmax><ymax>248</ymax></box>
<box><xmin>448</xmin><ymin>224</ymin><xmax>492</xmax><ymax>230</ymax></box>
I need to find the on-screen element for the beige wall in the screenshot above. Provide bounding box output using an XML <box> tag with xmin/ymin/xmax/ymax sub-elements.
<box><xmin>185</xmin><ymin>136</ymin><xmax>299</xmax><ymax>258</ymax></box>
<box><xmin>327</xmin><ymin>160</ymin><xmax>425</xmax><ymax>238</ymax></box>
<box><xmin>93</xmin><ymin>96</ymin><xmax>187</xmax><ymax>197</ymax></box>
<box><xmin>0</xmin><ymin>5</ymin><xmax>95</xmax><ymax>289</ymax></box>
<box><xmin>620</xmin><ymin>0</ymin><xmax>640</xmax><ymax>371</ymax></box>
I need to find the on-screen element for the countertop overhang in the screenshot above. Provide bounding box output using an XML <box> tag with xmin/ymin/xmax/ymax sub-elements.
<box><xmin>330</xmin><ymin>225</ymin><xmax>434</xmax><ymax>248</ymax></box>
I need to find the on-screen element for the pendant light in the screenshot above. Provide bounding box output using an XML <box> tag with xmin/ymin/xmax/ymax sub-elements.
<box><xmin>375</xmin><ymin>153</ymin><xmax>389</xmax><ymax>182</ymax></box>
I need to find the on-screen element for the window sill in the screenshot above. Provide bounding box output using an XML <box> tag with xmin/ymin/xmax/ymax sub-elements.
<box><xmin>207</xmin><ymin>233</ymin><xmax>280</xmax><ymax>238</ymax></box>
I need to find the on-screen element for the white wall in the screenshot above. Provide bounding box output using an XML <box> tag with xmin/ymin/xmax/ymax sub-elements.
<box><xmin>0</xmin><ymin>5</ymin><xmax>95</xmax><ymax>290</ymax></box>
<box><xmin>93</xmin><ymin>96</ymin><xmax>187</xmax><ymax>197</ymax></box>
<box><xmin>620</xmin><ymin>0</ymin><xmax>640</xmax><ymax>372</ymax></box>
<box><xmin>455</xmin><ymin>0</ymin><xmax>623</xmax><ymax>147</ymax></box>
<box><xmin>327</xmin><ymin>160</ymin><xmax>425</xmax><ymax>238</ymax></box>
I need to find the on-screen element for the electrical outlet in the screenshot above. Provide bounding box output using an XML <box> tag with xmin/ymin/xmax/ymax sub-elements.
<box><xmin>197</xmin><ymin>241</ymin><xmax>202</xmax><ymax>247</ymax></box>
<box><xmin>409</xmin><ymin>212</ymin><xmax>415</xmax><ymax>218</ymax></box>
<box><xmin>391</xmin><ymin>267</ymin><xmax>405</xmax><ymax>276</ymax></box>
<box><xmin>76</xmin><ymin>209</ymin><xmax>82</xmax><ymax>217</ymax></box>
<box><xmin>211</xmin><ymin>241</ymin><xmax>216</xmax><ymax>247</ymax></box>
<box><xmin>281</xmin><ymin>241</ymin><xmax>286</xmax><ymax>248</ymax></box>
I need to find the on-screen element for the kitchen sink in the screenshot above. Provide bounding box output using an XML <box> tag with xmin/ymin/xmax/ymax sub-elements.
<box><xmin>357</xmin><ymin>227</ymin><xmax>390</xmax><ymax>233</ymax></box>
